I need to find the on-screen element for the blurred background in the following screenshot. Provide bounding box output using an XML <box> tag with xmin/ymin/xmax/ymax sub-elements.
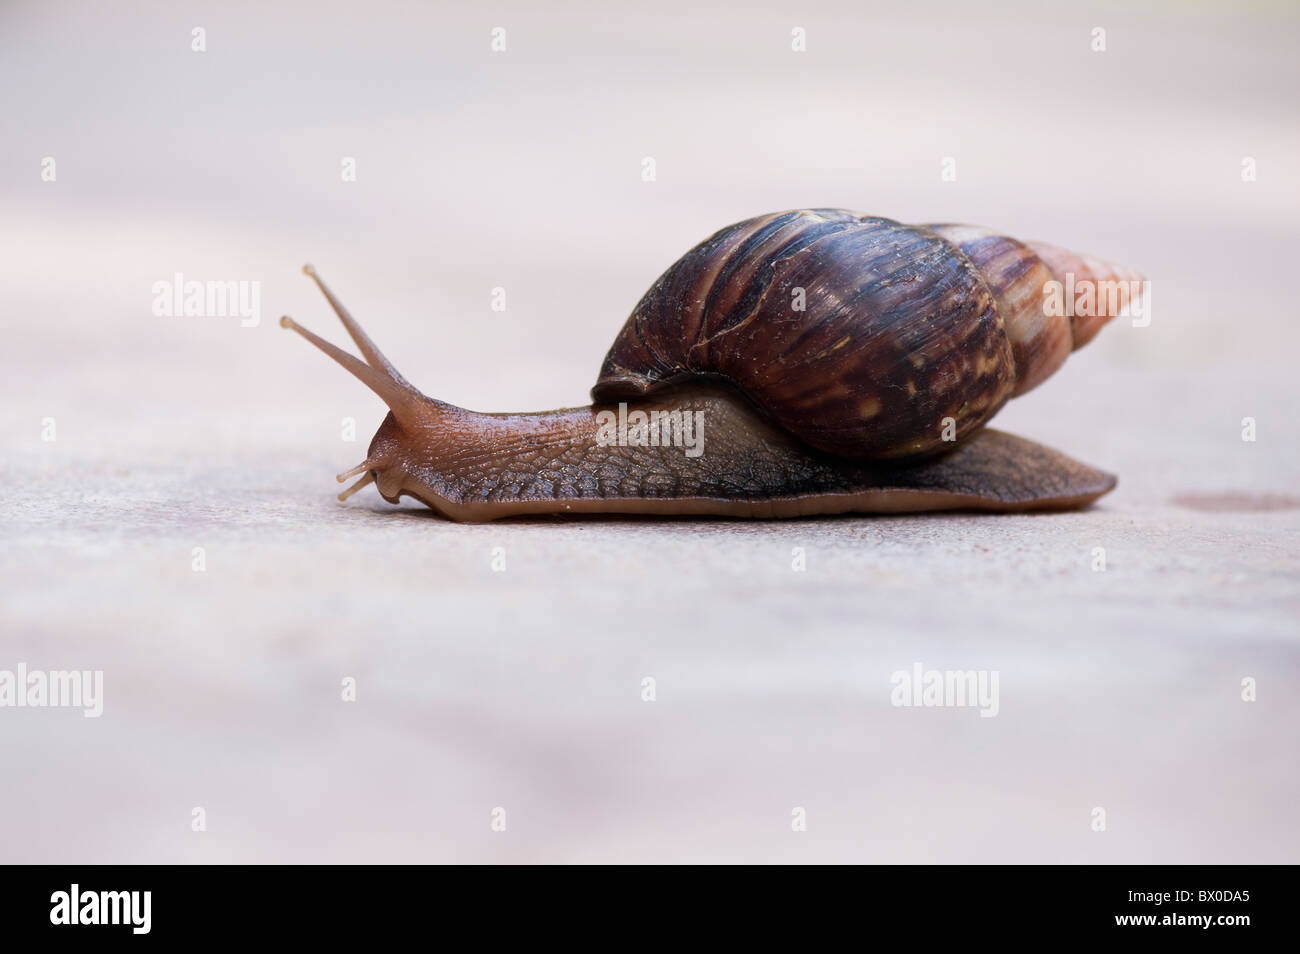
<box><xmin>1</xmin><ymin>0</ymin><xmax>1297</xmax><ymax>862</ymax></box>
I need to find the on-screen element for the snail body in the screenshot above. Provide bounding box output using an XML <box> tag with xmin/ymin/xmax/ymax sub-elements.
<box><xmin>282</xmin><ymin>210</ymin><xmax>1140</xmax><ymax>522</ymax></box>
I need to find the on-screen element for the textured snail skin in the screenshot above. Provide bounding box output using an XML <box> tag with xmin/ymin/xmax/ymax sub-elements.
<box><xmin>358</xmin><ymin>389</ymin><xmax>1115</xmax><ymax>522</ymax></box>
<box><xmin>281</xmin><ymin>210</ymin><xmax>1138</xmax><ymax>522</ymax></box>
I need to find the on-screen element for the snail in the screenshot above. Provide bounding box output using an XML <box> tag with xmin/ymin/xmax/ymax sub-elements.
<box><xmin>280</xmin><ymin>210</ymin><xmax>1141</xmax><ymax>522</ymax></box>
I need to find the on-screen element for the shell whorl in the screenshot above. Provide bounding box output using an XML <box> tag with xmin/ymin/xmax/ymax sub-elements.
<box><xmin>923</xmin><ymin>223</ymin><xmax>1143</xmax><ymax>397</ymax></box>
<box><xmin>592</xmin><ymin>210</ymin><xmax>1140</xmax><ymax>460</ymax></box>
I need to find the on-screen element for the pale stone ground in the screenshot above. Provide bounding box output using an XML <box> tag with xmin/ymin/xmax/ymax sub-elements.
<box><xmin>2</xmin><ymin>1</ymin><xmax>1297</xmax><ymax>862</ymax></box>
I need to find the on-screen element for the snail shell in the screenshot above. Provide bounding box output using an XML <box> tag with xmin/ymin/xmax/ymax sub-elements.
<box><xmin>593</xmin><ymin>210</ymin><xmax>1141</xmax><ymax>459</ymax></box>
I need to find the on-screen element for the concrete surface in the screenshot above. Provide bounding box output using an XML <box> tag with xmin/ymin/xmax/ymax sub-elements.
<box><xmin>1</xmin><ymin>0</ymin><xmax>1297</xmax><ymax>862</ymax></box>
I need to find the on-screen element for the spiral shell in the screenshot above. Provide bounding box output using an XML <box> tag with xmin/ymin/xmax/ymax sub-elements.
<box><xmin>592</xmin><ymin>209</ymin><xmax>1141</xmax><ymax>460</ymax></box>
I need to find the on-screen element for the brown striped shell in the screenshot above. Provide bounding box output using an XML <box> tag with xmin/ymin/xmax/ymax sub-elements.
<box><xmin>592</xmin><ymin>209</ymin><xmax>1141</xmax><ymax>460</ymax></box>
